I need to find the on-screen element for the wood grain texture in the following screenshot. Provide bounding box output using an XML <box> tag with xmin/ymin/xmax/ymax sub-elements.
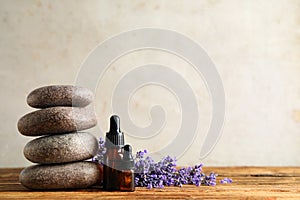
<box><xmin>0</xmin><ymin>167</ymin><xmax>300</xmax><ymax>199</ymax></box>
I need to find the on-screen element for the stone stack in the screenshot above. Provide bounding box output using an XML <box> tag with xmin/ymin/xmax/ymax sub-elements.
<box><xmin>17</xmin><ymin>85</ymin><xmax>101</xmax><ymax>190</ymax></box>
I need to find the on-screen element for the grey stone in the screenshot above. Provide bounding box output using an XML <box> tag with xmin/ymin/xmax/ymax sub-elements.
<box><xmin>19</xmin><ymin>162</ymin><xmax>102</xmax><ymax>190</ymax></box>
<box><xmin>24</xmin><ymin>132</ymin><xmax>99</xmax><ymax>164</ymax></box>
<box><xmin>17</xmin><ymin>107</ymin><xmax>97</xmax><ymax>136</ymax></box>
<box><xmin>27</xmin><ymin>85</ymin><xmax>94</xmax><ymax>108</ymax></box>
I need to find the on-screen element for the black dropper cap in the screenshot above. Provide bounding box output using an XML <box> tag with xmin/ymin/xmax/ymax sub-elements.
<box><xmin>106</xmin><ymin>115</ymin><xmax>125</xmax><ymax>147</ymax></box>
<box><xmin>123</xmin><ymin>144</ymin><xmax>134</xmax><ymax>169</ymax></box>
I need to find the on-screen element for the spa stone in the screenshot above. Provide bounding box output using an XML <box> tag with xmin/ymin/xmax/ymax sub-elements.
<box><xmin>17</xmin><ymin>107</ymin><xmax>97</xmax><ymax>136</ymax></box>
<box><xmin>19</xmin><ymin>162</ymin><xmax>101</xmax><ymax>190</ymax></box>
<box><xmin>24</xmin><ymin>132</ymin><xmax>98</xmax><ymax>164</ymax></box>
<box><xmin>27</xmin><ymin>85</ymin><xmax>93</xmax><ymax>108</ymax></box>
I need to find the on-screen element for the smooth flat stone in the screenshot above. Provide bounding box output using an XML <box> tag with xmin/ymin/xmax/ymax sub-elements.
<box><xmin>19</xmin><ymin>162</ymin><xmax>102</xmax><ymax>190</ymax></box>
<box><xmin>24</xmin><ymin>132</ymin><xmax>98</xmax><ymax>164</ymax></box>
<box><xmin>27</xmin><ymin>85</ymin><xmax>93</xmax><ymax>108</ymax></box>
<box><xmin>17</xmin><ymin>107</ymin><xmax>97</xmax><ymax>136</ymax></box>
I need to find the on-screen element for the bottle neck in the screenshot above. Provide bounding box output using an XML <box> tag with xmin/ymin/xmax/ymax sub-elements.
<box><xmin>105</xmin><ymin>132</ymin><xmax>124</xmax><ymax>147</ymax></box>
<box><xmin>105</xmin><ymin>145</ymin><xmax>123</xmax><ymax>161</ymax></box>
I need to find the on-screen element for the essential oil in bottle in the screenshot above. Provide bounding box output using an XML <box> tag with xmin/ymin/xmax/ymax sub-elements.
<box><xmin>120</xmin><ymin>144</ymin><xmax>135</xmax><ymax>192</ymax></box>
<box><xmin>103</xmin><ymin>115</ymin><xmax>124</xmax><ymax>190</ymax></box>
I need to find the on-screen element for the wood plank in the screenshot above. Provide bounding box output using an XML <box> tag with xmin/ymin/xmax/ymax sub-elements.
<box><xmin>0</xmin><ymin>167</ymin><xmax>299</xmax><ymax>199</ymax></box>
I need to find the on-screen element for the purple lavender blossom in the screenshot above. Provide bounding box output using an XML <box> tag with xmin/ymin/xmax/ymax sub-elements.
<box><xmin>91</xmin><ymin>137</ymin><xmax>106</xmax><ymax>165</ymax></box>
<box><xmin>220</xmin><ymin>177</ymin><xmax>233</xmax><ymax>184</ymax></box>
<box><xmin>133</xmin><ymin>149</ymin><xmax>221</xmax><ymax>188</ymax></box>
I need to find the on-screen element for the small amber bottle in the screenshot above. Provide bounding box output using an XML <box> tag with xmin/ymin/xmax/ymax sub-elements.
<box><xmin>120</xmin><ymin>145</ymin><xmax>135</xmax><ymax>191</ymax></box>
<box><xmin>103</xmin><ymin>115</ymin><xmax>124</xmax><ymax>190</ymax></box>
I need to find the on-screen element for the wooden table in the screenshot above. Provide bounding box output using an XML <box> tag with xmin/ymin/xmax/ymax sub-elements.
<box><xmin>1</xmin><ymin>167</ymin><xmax>299</xmax><ymax>199</ymax></box>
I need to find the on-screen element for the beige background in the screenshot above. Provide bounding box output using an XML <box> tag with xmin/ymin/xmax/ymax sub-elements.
<box><xmin>0</xmin><ymin>0</ymin><xmax>300</xmax><ymax>167</ymax></box>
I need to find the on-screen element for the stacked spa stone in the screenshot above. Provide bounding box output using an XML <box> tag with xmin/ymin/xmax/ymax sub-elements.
<box><xmin>17</xmin><ymin>85</ymin><xmax>101</xmax><ymax>190</ymax></box>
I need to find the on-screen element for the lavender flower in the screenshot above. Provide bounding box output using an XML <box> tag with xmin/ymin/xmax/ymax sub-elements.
<box><xmin>133</xmin><ymin>149</ymin><xmax>222</xmax><ymax>188</ymax></box>
<box><xmin>91</xmin><ymin>137</ymin><xmax>106</xmax><ymax>165</ymax></box>
<box><xmin>92</xmin><ymin>137</ymin><xmax>232</xmax><ymax>188</ymax></box>
<box><xmin>220</xmin><ymin>177</ymin><xmax>233</xmax><ymax>184</ymax></box>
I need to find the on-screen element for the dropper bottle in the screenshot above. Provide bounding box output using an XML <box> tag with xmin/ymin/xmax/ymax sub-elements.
<box><xmin>103</xmin><ymin>115</ymin><xmax>124</xmax><ymax>190</ymax></box>
<box><xmin>120</xmin><ymin>144</ymin><xmax>135</xmax><ymax>191</ymax></box>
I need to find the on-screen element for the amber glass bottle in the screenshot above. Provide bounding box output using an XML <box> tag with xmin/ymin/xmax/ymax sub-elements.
<box><xmin>103</xmin><ymin>115</ymin><xmax>124</xmax><ymax>190</ymax></box>
<box><xmin>120</xmin><ymin>145</ymin><xmax>135</xmax><ymax>191</ymax></box>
